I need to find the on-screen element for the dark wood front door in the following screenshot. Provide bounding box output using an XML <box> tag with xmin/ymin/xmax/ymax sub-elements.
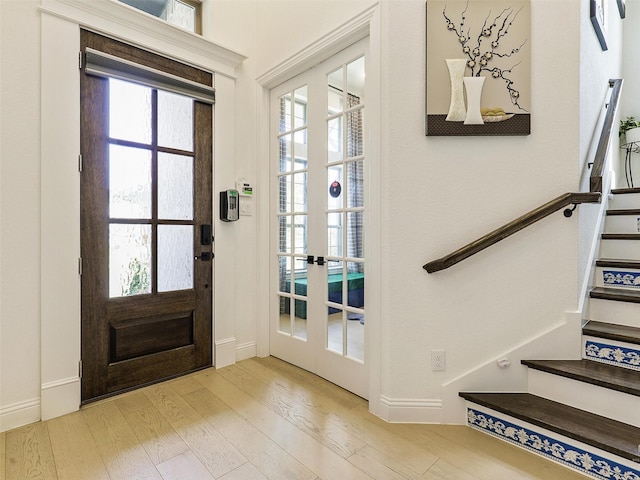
<box><xmin>80</xmin><ymin>31</ymin><xmax>213</xmax><ymax>403</ymax></box>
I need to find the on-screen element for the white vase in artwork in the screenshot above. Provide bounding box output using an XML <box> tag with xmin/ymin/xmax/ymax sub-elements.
<box><xmin>463</xmin><ymin>76</ymin><xmax>486</xmax><ymax>125</ymax></box>
<box><xmin>445</xmin><ymin>59</ymin><xmax>467</xmax><ymax>121</ymax></box>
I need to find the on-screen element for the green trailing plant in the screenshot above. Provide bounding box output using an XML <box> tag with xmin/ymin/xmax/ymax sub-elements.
<box><xmin>619</xmin><ymin>116</ymin><xmax>640</xmax><ymax>137</ymax></box>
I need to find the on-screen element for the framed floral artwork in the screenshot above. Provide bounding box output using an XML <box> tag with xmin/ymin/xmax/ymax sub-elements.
<box><xmin>425</xmin><ymin>0</ymin><xmax>531</xmax><ymax>136</ymax></box>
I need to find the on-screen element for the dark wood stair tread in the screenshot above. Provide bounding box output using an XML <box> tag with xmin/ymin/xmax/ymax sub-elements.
<box><xmin>596</xmin><ymin>258</ymin><xmax>640</xmax><ymax>269</ymax></box>
<box><xmin>601</xmin><ymin>233</ymin><xmax>640</xmax><ymax>240</ymax></box>
<box><xmin>612</xmin><ymin>187</ymin><xmax>640</xmax><ymax>195</ymax></box>
<box><xmin>584</xmin><ymin>320</ymin><xmax>640</xmax><ymax>345</ymax></box>
<box><xmin>607</xmin><ymin>209</ymin><xmax>640</xmax><ymax>215</ymax></box>
<box><xmin>459</xmin><ymin>392</ymin><xmax>640</xmax><ymax>462</ymax></box>
<box><xmin>590</xmin><ymin>286</ymin><xmax>640</xmax><ymax>303</ymax></box>
<box><xmin>521</xmin><ymin>359</ymin><xmax>640</xmax><ymax>397</ymax></box>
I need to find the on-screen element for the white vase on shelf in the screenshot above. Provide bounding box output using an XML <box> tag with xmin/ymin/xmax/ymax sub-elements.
<box><xmin>445</xmin><ymin>59</ymin><xmax>467</xmax><ymax>121</ymax></box>
<box><xmin>463</xmin><ymin>76</ymin><xmax>485</xmax><ymax>125</ymax></box>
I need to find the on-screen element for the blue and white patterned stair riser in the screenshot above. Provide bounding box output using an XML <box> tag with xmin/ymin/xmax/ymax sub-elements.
<box><xmin>467</xmin><ymin>408</ymin><xmax>640</xmax><ymax>480</ymax></box>
<box><xmin>602</xmin><ymin>270</ymin><xmax>640</xmax><ymax>288</ymax></box>
<box><xmin>585</xmin><ymin>340</ymin><xmax>640</xmax><ymax>371</ymax></box>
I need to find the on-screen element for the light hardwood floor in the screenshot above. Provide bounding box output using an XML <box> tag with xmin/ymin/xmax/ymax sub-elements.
<box><xmin>1</xmin><ymin>356</ymin><xmax>586</xmax><ymax>480</ymax></box>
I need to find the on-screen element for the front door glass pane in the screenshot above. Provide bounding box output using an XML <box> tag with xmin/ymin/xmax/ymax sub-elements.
<box><xmin>157</xmin><ymin>225</ymin><xmax>194</xmax><ymax>292</ymax></box>
<box><xmin>109</xmin><ymin>224</ymin><xmax>152</xmax><ymax>297</ymax></box>
<box><xmin>158</xmin><ymin>90</ymin><xmax>194</xmax><ymax>151</ymax></box>
<box><xmin>158</xmin><ymin>152</ymin><xmax>193</xmax><ymax>220</ymax></box>
<box><xmin>109</xmin><ymin>145</ymin><xmax>152</xmax><ymax>219</ymax></box>
<box><xmin>109</xmin><ymin>78</ymin><xmax>152</xmax><ymax>144</ymax></box>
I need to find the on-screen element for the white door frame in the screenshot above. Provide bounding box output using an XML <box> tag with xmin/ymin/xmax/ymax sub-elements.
<box><xmin>255</xmin><ymin>5</ymin><xmax>382</xmax><ymax>414</ymax></box>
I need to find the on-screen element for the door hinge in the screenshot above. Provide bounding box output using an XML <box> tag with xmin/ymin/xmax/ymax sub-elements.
<box><xmin>78</xmin><ymin>360</ymin><xmax>83</xmax><ymax>378</ymax></box>
<box><xmin>78</xmin><ymin>154</ymin><xmax>83</xmax><ymax>172</ymax></box>
<box><xmin>79</xmin><ymin>51</ymin><xmax>83</xmax><ymax>70</ymax></box>
<box><xmin>78</xmin><ymin>257</ymin><xmax>83</xmax><ymax>276</ymax></box>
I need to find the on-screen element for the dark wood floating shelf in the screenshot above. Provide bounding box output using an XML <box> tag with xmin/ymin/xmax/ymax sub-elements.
<box><xmin>590</xmin><ymin>286</ymin><xmax>640</xmax><ymax>304</ymax></box>
<box><xmin>583</xmin><ymin>320</ymin><xmax>640</xmax><ymax>345</ymax></box>
<box><xmin>459</xmin><ymin>392</ymin><xmax>640</xmax><ymax>462</ymax></box>
<box><xmin>521</xmin><ymin>359</ymin><xmax>640</xmax><ymax>397</ymax></box>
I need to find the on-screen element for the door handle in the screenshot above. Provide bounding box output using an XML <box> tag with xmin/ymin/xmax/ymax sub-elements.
<box><xmin>315</xmin><ymin>256</ymin><xmax>325</xmax><ymax>266</ymax></box>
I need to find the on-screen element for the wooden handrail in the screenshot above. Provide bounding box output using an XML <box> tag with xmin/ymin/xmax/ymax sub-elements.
<box><xmin>591</xmin><ymin>79</ymin><xmax>623</xmax><ymax>193</ymax></box>
<box><xmin>424</xmin><ymin>79</ymin><xmax>622</xmax><ymax>274</ymax></box>
<box><xmin>423</xmin><ymin>192</ymin><xmax>601</xmax><ymax>273</ymax></box>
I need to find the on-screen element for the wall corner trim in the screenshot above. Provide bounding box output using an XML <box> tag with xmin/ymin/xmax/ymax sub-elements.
<box><xmin>41</xmin><ymin>377</ymin><xmax>80</xmax><ymax>421</ymax></box>
<box><xmin>215</xmin><ymin>337</ymin><xmax>237</xmax><ymax>368</ymax></box>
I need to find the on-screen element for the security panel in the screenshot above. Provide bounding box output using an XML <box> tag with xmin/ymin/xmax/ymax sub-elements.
<box><xmin>220</xmin><ymin>189</ymin><xmax>239</xmax><ymax>222</ymax></box>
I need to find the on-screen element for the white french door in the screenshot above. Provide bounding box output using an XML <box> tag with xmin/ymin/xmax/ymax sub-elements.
<box><xmin>269</xmin><ymin>39</ymin><xmax>368</xmax><ymax>399</ymax></box>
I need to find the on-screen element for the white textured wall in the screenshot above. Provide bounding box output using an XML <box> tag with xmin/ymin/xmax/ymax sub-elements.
<box><xmin>0</xmin><ymin>0</ymin><xmax>42</xmax><ymax>429</ymax></box>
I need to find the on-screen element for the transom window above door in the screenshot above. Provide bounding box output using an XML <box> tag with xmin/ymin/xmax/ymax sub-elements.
<box><xmin>118</xmin><ymin>0</ymin><xmax>202</xmax><ymax>33</ymax></box>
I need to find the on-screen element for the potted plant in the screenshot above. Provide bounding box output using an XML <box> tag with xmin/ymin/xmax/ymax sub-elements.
<box><xmin>620</xmin><ymin>116</ymin><xmax>640</xmax><ymax>145</ymax></box>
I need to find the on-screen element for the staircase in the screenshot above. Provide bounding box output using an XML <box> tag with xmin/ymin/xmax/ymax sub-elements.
<box><xmin>460</xmin><ymin>187</ymin><xmax>640</xmax><ymax>479</ymax></box>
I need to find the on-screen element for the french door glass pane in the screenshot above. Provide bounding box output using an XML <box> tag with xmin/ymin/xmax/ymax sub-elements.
<box><xmin>158</xmin><ymin>90</ymin><xmax>194</xmax><ymax>151</ymax></box>
<box><xmin>328</xmin><ymin>117</ymin><xmax>343</xmax><ymax>162</ymax></box>
<box><xmin>158</xmin><ymin>152</ymin><xmax>193</xmax><ymax>220</ymax></box>
<box><xmin>109</xmin><ymin>224</ymin><xmax>152</xmax><ymax>297</ymax></box>
<box><xmin>293</xmin><ymin>172</ymin><xmax>307</xmax><ymax>213</ymax></box>
<box><xmin>327</xmin><ymin>307</ymin><xmax>343</xmax><ymax>354</ymax></box>
<box><xmin>327</xmin><ymin>212</ymin><xmax>343</xmax><ymax>257</ymax></box>
<box><xmin>279</xmin><ymin>216</ymin><xmax>292</xmax><ymax>254</ymax></box>
<box><xmin>294</xmin><ymin>87</ymin><xmax>308</xmax><ymax>129</ymax></box>
<box><xmin>328</xmin><ymin>164</ymin><xmax>344</xmax><ymax>209</ymax></box>
<box><xmin>109</xmin><ymin>145</ymin><xmax>152</xmax><ymax>219</ymax></box>
<box><xmin>347</xmin><ymin>212</ymin><xmax>364</xmax><ymax>259</ymax></box>
<box><xmin>347</xmin><ymin>57</ymin><xmax>366</xmax><ymax>102</ymax></box>
<box><xmin>109</xmin><ymin>78</ymin><xmax>152</xmax><ymax>144</ymax></box>
<box><xmin>293</xmin><ymin>215</ymin><xmax>307</xmax><ymax>254</ymax></box>
<box><xmin>346</xmin><ymin>161</ymin><xmax>364</xmax><ymax>208</ymax></box>
<box><xmin>158</xmin><ymin>225</ymin><xmax>194</xmax><ymax>292</ymax></box>
<box><xmin>279</xmin><ymin>135</ymin><xmax>292</xmax><ymax>173</ymax></box>
<box><xmin>279</xmin><ymin>93</ymin><xmax>292</xmax><ymax>133</ymax></box>
<box><xmin>279</xmin><ymin>175</ymin><xmax>291</xmax><ymax>213</ymax></box>
<box><xmin>346</xmin><ymin>109</ymin><xmax>364</xmax><ymax>158</ymax></box>
<box><xmin>278</xmin><ymin>255</ymin><xmax>291</xmax><ymax>294</ymax></box>
<box><xmin>328</xmin><ymin>68</ymin><xmax>344</xmax><ymax>113</ymax></box>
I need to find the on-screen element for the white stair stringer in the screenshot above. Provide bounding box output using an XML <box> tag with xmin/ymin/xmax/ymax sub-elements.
<box><xmin>462</xmin><ymin>402</ymin><xmax>640</xmax><ymax>480</ymax></box>
<box><xmin>527</xmin><ymin>368</ymin><xmax>640</xmax><ymax>428</ymax></box>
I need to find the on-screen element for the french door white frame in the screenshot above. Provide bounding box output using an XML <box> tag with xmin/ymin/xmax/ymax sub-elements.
<box><xmin>256</xmin><ymin>5</ymin><xmax>382</xmax><ymax>412</ymax></box>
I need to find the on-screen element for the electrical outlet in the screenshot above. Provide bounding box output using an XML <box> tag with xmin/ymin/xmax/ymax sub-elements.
<box><xmin>431</xmin><ymin>349</ymin><xmax>446</xmax><ymax>371</ymax></box>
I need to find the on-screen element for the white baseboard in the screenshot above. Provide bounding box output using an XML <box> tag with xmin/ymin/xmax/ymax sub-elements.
<box><xmin>0</xmin><ymin>398</ymin><xmax>40</xmax><ymax>432</ymax></box>
<box><xmin>41</xmin><ymin>376</ymin><xmax>80</xmax><ymax>421</ymax></box>
<box><xmin>377</xmin><ymin>395</ymin><xmax>443</xmax><ymax>424</ymax></box>
<box><xmin>236</xmin><ymin>341</ymin><xmax>257</xmax><ymax>362</ymax></box>
<box><xmin>215</xmin><ymin>337</ymin><xmax>236</xmax><ymax>368</ymax></box>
